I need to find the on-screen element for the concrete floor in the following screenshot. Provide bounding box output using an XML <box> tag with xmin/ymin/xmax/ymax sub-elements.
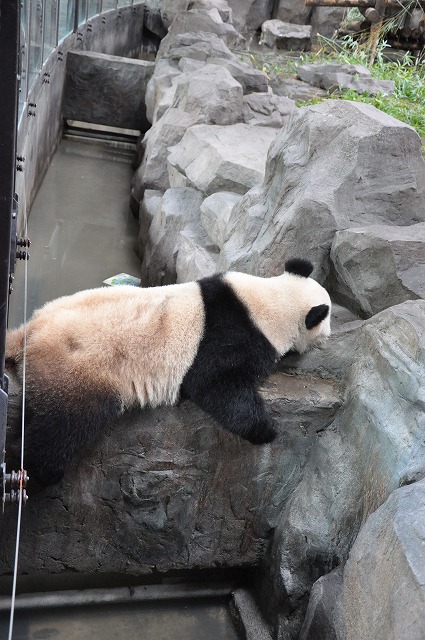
<box><xmin>8</xmin><ymin>138</ymin><xmax>141</xmax><ymax>328</ymax></box>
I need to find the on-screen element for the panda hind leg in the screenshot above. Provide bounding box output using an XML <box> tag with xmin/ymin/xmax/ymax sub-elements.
<box><xmin>183</xmin><ymin>374</ymin><xmax>277</xmax><ymax>444</ymax></box>
<box><xmin>23</xmin><ymin>389</ymin><xmax>123</xmax><ymax>485</ymax></box>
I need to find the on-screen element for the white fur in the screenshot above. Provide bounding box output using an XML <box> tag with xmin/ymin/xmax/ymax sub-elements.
<box><xmin>224</xmin><ymin>271</ymin><xmax>331</xmax><ymax>355</ymax></box>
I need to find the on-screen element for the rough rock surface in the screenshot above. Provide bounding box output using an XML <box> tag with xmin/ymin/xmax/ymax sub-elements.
<box><xmin>299</xmin><ymin>566</ymin><xmax>343</xmax><ymax>640</ymax></box>
<box><xmin>2</xmin><ymin>367</ymin><xmax>342</xmax><ymax>577</ymax></box>
<box><xmin>172</xmin><ymin>64</ymin><xmax>244</xmax><ymax>124</ymax></box>
<box><xmin>340</xmin><ymin>479</ymin><xmax>425</xmax><ymax>640</ymax></box>
<box><xmin>63</xmin><ymin>51</ymin><xmax>155</xmax><ymax>131</ymax></box>
<box><xmin>200</xmin><ymin>191</ymin><xmax>243</xmax><ymax>248</ymax></box>
<box><xmin>132</xmin><ymin>108</ymin><xmax>203</xmax><ymax>198</ymax></box>
<box><xmin>262</xmin><ymin>300</ymin><xmax>425</xmax><ymax>638</ymax></box>
<box><xmin>275</xmin><ymin>0</ymin><xmax>345</xmax><ymax>41</ymax></box>
<box><xmin>298</xmin><ymin>63</ymin><xmax>395</xmax><ymax>96</ymax></box>
<box><xmin>157</xmin><ymin>9</ymin><xmax>243</xmax><ymax>58</ymax></box>
<box><xmin>218</xmin><ymin>100</ymin><xmax>425</xmax><ymax>280</ymax></box>
<box><xmin>330</xmin><ymin>223</ymin><xmax>425</xmax><ymax>317</ymax></box>
<box><xmin>303</xmin><ymin>479</ymin><xmax>425</xmax><ymax>640</ymax></box>
<box><xmin>140</xmin><ymin>187</ymin><xmax>204</xmax><ymax>286</ymax></box>
<box><xmin>167</xmin><ymin>123</ymin><xmax>279</xmax><ymax>196</ymax></box>
<box><xmin>242</xmin><ymin>92</ymin><xmax>296</xmax><ymax>128</ymax></box>
<box><xmin>261</xmin><ymin>20</ymin><xmax>312</xmax><ymax>51</ymax></box>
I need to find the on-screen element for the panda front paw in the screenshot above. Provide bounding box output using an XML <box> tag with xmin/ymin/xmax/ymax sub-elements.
<box><xmin>245</xmin><ymin>422</ymin><xmax>277</xmax><ymax>445</ymax></box>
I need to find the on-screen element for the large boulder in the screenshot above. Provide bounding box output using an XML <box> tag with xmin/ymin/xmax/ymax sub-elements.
<box><xmin>297</xmin><ymin>63</ymin><xmax>395</xmax><ymax>96</ymax></box>
<box><xmin>225</xmin><ymin>0</ymin><xmax>275</xmax><ymax>33</ymax></box>
<box><xmin>330</xmin><ymin>223</ymin><xmax>425</xmax><ymax>317</ymax></box>
<box><xmin>242</xmin><ymin>92</ymin><xmax>296</xmax><ymax>128</ymax></box>
<box><xmin>262</xmin><ymin>300</ymin><xmax>425</xmax><ymax>638</ymax></box>
<box><xmin>303</xmin><ymin>479</ymin><xmax>425</xmax><ymax>640</ymax></box>
<box><xmin>157</xmin><ymin>9</ymin><xmax>243</xmax><ymax>58</ymax></box>
<box><xmin>167</xmin><ymin>123</ymin><xmax>279</xmax><ymax>196</ymax></box>
<box><xmin>218</xmin><ymin>100</ymin><xmax>425</xmax><ymax>280</ymax></box>
<box><xmin>274</xmin><ymin>0</ymin><xmax>345</xmax><ymax>41</ymax></box>
<box><xmin>1</xmin><ymin>366</ymin><xmax>341</xmax><ymax>578</ymax></box>
<box><xmin>132</xmin><ymin>108</ymin><xmax>203</xmax><ymax>198</ymax></box>
<box><xmin>171</xmin><ymin>64</ymin><xmax>244</xmax><ymax>125</ymax></box>
<box><xmin>340</xmin><ymin>479</ymin><xmax>425</xmax><ymax>640</ymax></box>
<box><xmin>141</xmin><ymin>187</ymin><xmax>204</xmax><ymax>285</ymax></box>
<box><xmin>261</xmin><ymin>20</ymin><xmax>312</xmax><ymax>51</ymax></box>
<box><xmin>145</xmin><ymin>58</ymin><xmax>182</xmax><ymax>125</ymax></box>
<box><xmin>200</xmin><ymin>191</ymin><xmax>243</xmax><ymax>248</ymax></box>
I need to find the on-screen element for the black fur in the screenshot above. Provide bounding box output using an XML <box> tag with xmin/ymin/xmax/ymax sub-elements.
<box><xmin>22</xmin><ymin>385</ymin><xmax>123</xmax><ymax>485</ymax></box>
<box><xmin>182</xmin><ymin>275</ymin><xmax>278</xmax><ymax>444</ymax></box>
<box><xmin>285</xmin><ymin>258</ymin><xmax>314</xmax><ymax>278</ymax></box>
<box><xmin>305</xmin><ymin>304</ymin><xmax>330</xmax><ymax>330</ymax></box>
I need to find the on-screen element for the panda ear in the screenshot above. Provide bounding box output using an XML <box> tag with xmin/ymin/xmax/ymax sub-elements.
<box><xmin>285</xmin><ymin>258</ymin><xmax>314</xmax><ymax>278</ymax></box>
<box><xmin>305</xmin><ymin>304</ymin><xmax>329</xmax><ymax>330</ymax></box>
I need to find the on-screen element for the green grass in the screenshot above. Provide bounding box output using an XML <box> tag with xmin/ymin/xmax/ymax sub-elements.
<box><xmin>248</xmin><ymin>35</ymin><xmax>425</xmax><ymax>139</ymax></box>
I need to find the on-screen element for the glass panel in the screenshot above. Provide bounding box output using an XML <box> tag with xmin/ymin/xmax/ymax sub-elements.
<box><xmin>28</xmin><ymin>0</ymin><xmax>44</xmax><ymax>90</ymax></box>
<box><xmin>102</xmin><ymin>0</ymin><xmax>117</xmax><ymax>11</ymax></box>
<box><xmin>78</xmin><ymin>0</ymin><xmax>88</xmax><ymax>24</ymax></box>
<box><xmin>58</xmin><ymin>0</ymin><xmax>76</xmax><ymax>40</ymax></box>
<box><xmin>117</xmin><ymin>0</ymin><xmax>129</xmax><ymax>6</ymax></box>
<box><xmin>87</xmin><ymin>0</ymin><xmax>101</xmax><ymax>18</ymax></box>
<box><xmin>19</xmin><ymin>0</ymin><xmax>29</xmax><ymax>113</ymax></box>
<box><xmin>43</xmin><ymin>0</ymin><xmax>58</xmax><ymax>61</ymax></box>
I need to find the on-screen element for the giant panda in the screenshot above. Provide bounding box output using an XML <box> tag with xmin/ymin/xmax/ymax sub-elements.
<box><xmin>5</xmin><ymin>258</ymin><xmax>331</xmax><ymax>485</ymax></box>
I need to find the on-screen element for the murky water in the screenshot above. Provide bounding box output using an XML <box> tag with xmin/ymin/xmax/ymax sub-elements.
<box><xmin>5</xmin><ymin>138</ymin><xmax>240</xmax><ymax>639</ymax></box>
<box><xmin>1</xmin><ymin>599</ymin><xmax>239</xmax><ymax>639</ymax></box>
<box><xmin>8</xmin><ymin>138</ymin><xmax>141</xmax><ymax>328</ymax></box>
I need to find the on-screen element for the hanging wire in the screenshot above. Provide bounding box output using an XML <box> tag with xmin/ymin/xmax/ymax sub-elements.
<box><xmin>7</xmin><ymin>189</ymin><xmax>29</xmax><ymax>640</ymax></box>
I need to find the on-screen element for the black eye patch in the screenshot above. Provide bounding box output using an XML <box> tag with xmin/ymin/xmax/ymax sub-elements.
<box><xmin>305</xmin><ymin>304</ymin><xmax>329</xmax><ymax>330</ymax></box>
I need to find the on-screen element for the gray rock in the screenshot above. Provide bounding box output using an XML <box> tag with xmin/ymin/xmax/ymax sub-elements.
<box><xmin>141</xmin><ymin>187</ymin><xmax>204</xmax><ymax>286</ymax></box>
<box><xmin>225</xmin><ymin>0</ymin><xmax>275</xmax><ymax>33</ymax></box>
<box><xmin>206</xmin><ymin>57</ymin><xmax>269</xmax><ymax>94</ymax></box>
<box><xmin>275</xmin><ymin>0</ymin><xmax>345</xmax><ymax>41</ymax></box>
<box><xmin>2</xmin><ymin>367</ymin><xmax>341</xmax><ymax>577</ymax></box>
<box><xmin>261</xmin><ymin>20</ymin><xmax>312</xmax><ymax>51</ymax></box>
<box><xmin>145</xmin><ymin>58</ymin><xmax>182</xmax><ymax>125</ymax></box>
<box><xmin>340</xmin><ymin>479</ymin><xmax>425</xmax><ymax>640</ymax></box>
<box><xmin>166</xmin><ymin>31</ymin><xmax>236</xmax><ymax>63</ymax></box>
<box><xmin>157</xmin><ymin>9</ymin><xmax>244</xmax><ymax>59</ymax></box>
<box><xmin>265</xmin><ymin>300</ymin><xmax>425</xmax><ymax>639</ymax></box>
<box><xmin>330</xmin><ymin>223</ymin><xmax>425</xmax><ymax>317</ymax></box>
<box><xmin>175</xmin><ymin>223</ymin><xmax>219</xmax><ymax>282</ymax></box>
<box><xmin>172</xmin><ymin>64</ymin><xmax>244</xmax><ymax>125</ymax></box>
<box><xmin>299</xmin><ymin>566</ymin><xmax>343</xmax><ymax>640</ymax></box>
<box><xmin>242</xmin><ymin>92</ymin><xmax>297</xmax><ymax>128</ymax></box>
<box><xmin>164</xmin><ymin>33</ymin><xmax>268</xmax><ymax>95</ymax></box>
<box><xmin>200</xmin><ymin>191</ymin><xmax>243</xmax><ymax>248</ymax></box>
<box><xmin>231</xmin><ymin>589</ymin><xmax>273</xmax><ymax>640</ymax></box>
<box><xmin>63</xmin><ymin>51</ymin><xmax>155</xmax><ymax>131</ymax></box>
<box><xmin>218</xmin><ymin>100</ymin><xmax>425</xmax><ymax>279</ymax></box>
<box><xmin>271</xmin><ymin>75</ymin><xmax>328</xmax><ymax>102</ymax></box>
<box><xmin>298</xmin><ymin>63</ymin><xmax>394</xmax><ymax>96</ymax></box>
<box><xmin>138</xmin><ymin>190</ymin><xmax>163</xmax><ymax>258</ymax></box>
<box><xmin>275</xmin><ymin>0</ymin><xmax>310</xmax><ymax>25</ymax></box>
<box><xmin>297</xmin><ymin>62</ymin><xmax>371</xmax><ymax>84</ymax></box>
<box><xmin>132</xmin><ymin>108</ymin><xmax>203</xmax><ymax>199</ymax></box>
<box><xmin>190</xmin><ymin>0</ymin><xmax>233</xmax><ymax>23</ymax></box>
<box><xmin>310</xmin><ymin>7</ymin><xmax>346</xmax><ymax>40</ymax></box>
<box><xmin>167</xmin><ymin>123</ymin><xmax>279</xmax><ymax>196</ymax></box>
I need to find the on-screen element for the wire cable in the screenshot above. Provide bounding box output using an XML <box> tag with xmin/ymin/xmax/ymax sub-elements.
<box><xmin>7</xmin><ymin>191</ymin><xmax>29</xmax><ymax>640</ymax></box>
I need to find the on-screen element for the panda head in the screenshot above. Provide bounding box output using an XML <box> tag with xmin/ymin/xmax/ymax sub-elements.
<box><xmin>283</xmin><ymin>258</ymin><xmax>331</xmax><ymax>355</ymax></box>
<box><xmin>224</xmin><ymin>258</ymin><xmax>331</xmax><ymax>357</ymax></box>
